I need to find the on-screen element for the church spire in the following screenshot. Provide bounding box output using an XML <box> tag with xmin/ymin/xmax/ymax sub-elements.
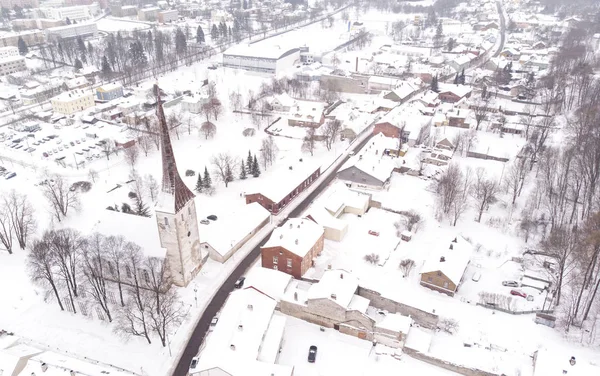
<box><xmin>156</xmin><ymin>85</ymin><xmax>195</xmax><ymax>213</ymax></box>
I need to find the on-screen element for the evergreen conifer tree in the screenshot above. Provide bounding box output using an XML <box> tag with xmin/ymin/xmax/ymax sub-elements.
<box><xmin>211</xmin><ymin>24</ymin><xmax>219</xmax><ymax>40</ymax></box>
<box><xmin>195</xmin><ymin>173</ymin><xmax>203</xmax><ymax>192</ymax></box>
<box><xmin>74</xmin><ymin>58</ymin><xmax>83</xmax><ymax>70</ymax></box>
<box><xmin>240</xmin><ymin>159</ymin><xmax>247</xmax><ymax>179</ymax></box>
<box><xmin>196</xmin><ymin>25</ymin><xmax>205</xmax><ymax>43</ymax></box>
<box><xmin>203</xmin><ymin>166</ymin><xmax>212</xmax><ymax>189</ymax></box>
<box><xmin>252</xmin><ymin>155</ymin><xmax>261</xmax><ymax>177</ymax></box>
<box><xmin>17</xmin><ymin>36</ymin><xmax>28</xmax><ymax>55</ymax></box>
<box><xmin>246</xmin><ymin>150</ymin><xmax>253</xmax><ymax>174</ymax></box>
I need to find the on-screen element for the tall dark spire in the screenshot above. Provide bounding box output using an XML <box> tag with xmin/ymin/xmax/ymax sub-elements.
<box><xmin>156</xmin><ymin>85</ymin><xmax>195</xmax><ymax>213</ymax></box>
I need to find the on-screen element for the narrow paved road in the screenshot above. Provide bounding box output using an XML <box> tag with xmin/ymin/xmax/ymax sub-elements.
<box><xmin>172</xmin><ymin>133</ymin><xmax>374</xmax><ymax>376</ymax></box>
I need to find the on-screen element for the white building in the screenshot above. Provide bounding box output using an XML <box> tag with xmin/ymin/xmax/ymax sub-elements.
<box><xmin>45</xmin><ymin>23</ymin><xmax>97</xmax><ymax>40</ymax></box>
<box><xmin>41</xmin><ymin>5</ymin><xmax>98</xmax><ymax>21</ymax></box>
<box><xmin>211</xmin><ymin>9</ymin><xmax>233</xmax><ymax>25</ymax></box>
<box><xmin>158</xmin><ymin>9</ymin><xmax>178</xmax><ymax>23</ymax></box>
<box><xmin>223</xmin><ymin>44</ymin><xmax>300</xmax><ymax>75</ymax></box>
<box><xmin>138</xmin><ymin>6</ymin><xmax>160</xmax><ymax>21</ymax></box>
<box><xmin>180</xmin><ymin>94</ymin><xmax>209</xmax><ymax>113</ymax></box>
<box><xmin>191</xmin><ymin>288</ymin><xmax>294</xmax><ymax>376</ymax></box>
<box><xmin>50</xmin><ymin>89</ymin><xmax>95</xmax><ymax>115</ymax></box>
<box><xmin>0</xmin><ymin>55</ymin><xmax>26</xmax><ymax>76</ymax></box>
<box><xmin>0</xmin><ymin>46</ymin><xmax>18</xmax><ymax>59</ymax></box>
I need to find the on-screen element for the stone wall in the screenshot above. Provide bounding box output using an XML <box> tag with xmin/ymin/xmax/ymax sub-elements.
<box><xmin>403</xmin><ymin>347</ymin><xmax>502</xmax><ymax>376</ymax></box>
<box><xmin>357</xmin><ymin>286</ymin><xmax>439</xmax><ymax>329</ymax></box>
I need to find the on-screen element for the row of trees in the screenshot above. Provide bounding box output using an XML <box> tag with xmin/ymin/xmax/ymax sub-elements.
<box><xmin>28</xmin><ymin>230</ymin><xmax>184</xmax><ymax>346</ymax></box>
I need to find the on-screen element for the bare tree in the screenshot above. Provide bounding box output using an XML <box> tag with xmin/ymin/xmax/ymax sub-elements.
<box><xmin>88</xmin><ymin>169</ymin><xmax>99</xmax><ymax>183</ymax></box>
<box><xmin>302</xmin><ymin>128</ymin><xmax>317</xmax><ymax>156</ymax></box>
<box><xmin>28</xmin><ymin>236</ymin><xmax>64</xmax><ymax>311</ymax></box>
<box><xmin>0</xmin><ymin>204</ymin><xmax>13</xmax><ymax>254</ymax></box>
<box><xmin>399</xmin><ymin>259</ymin><xmax>415</xmax><ymax>277</ymax></box>
<box><xmin>450</xmin><ymin>167</ymin><xmax>472</xmax><ymax>226</ymax></box>
<box><xmin>144</xmin><ymin>174</ymin><xmax>159</xmax><ymax>203</ymax></box>
<box><xmin>200</xmin><ymin>121</ymin><xmax>216</xmax><ymax>139</ymax></box>
<box><xmin>210</xmin><ymin>101</ymin><xmax>223</xmax><ymax>120</ymax></box>
<box><xmin>260</xmin><ymin>136</ymin><xmax>278</xmax><ymax>169</ymax></box>
<box><xmin>540</xmin><ymin>227</ymin><xmax>579</xmax><ymax>305</ymax></box>
<box><xmin>137</xmin><ymin>134</ymin><xmax>153</xmax><ymax>157</ymax></box>
<box><xmin>505</xmin><ymin>158</ymin><xmax>528</xmax><ymax>205</ymax></box>
<box><xmin>101</xmin><ymin>139</ymin><xmax>114</xmax><ymax>160</ymax></box>
<box><xmin>434</xmin><ymin>163</ymin><xmax>463</xmax><ymax>216</ymax></box>
<box><xmin>124</xmin><ymin>145</ymin><xmax>140</xmax><ymax>171</ymax></box>
<box><xmin>82</xmin><ymin>233</ymin><xmax>112</xmax><ymax>322</ymax></box>
<box><xmin>439</xmin><ymin>318</ymin><xmax>460</xmax><ymax>334</ymax></box>
<box><xmin>147</xmin><ymin>288</ymin><xmax>185</xmax><ymax>347</ymax></box>
<box><xmin>229</xmin><ymin>91</ymin><xmax>242</xmax><ymax>112</ymax></box>
<box><xmin>321</xmin><ymin>120</ymin><xmax>341</xmax><ymax>151</ymax></box>
<box><xmin>41</xmin><ymin>174</ymin><xmax>79</xmax><ymax>222</ymax></box>
<box><xmin>470</xmin><ymin>168</ymin><xmax>498</xmax><ymax>222</ymax></box>
<box><xmin>116</xmin><ymin>242</ymin><xmax>152</xmax><ymax>344</ymax></box>
<box><xmin>105</xmin><ymin>235</ymin><xmax>127</xmax><ymax>306</ymax></box>
<box><xmin>49</xmin><ymin>229</ymin><xmax>84</xmax><ymax>311</ymax></box>
<box><xmin>5</xmin><ymin>191</ymin><xmax>36</xmax><ymax>250</ymax></box>
<box><xmin>211</xmin><ymin>153</ymin><xmax>237</xmax><ymax>188</ymax></box>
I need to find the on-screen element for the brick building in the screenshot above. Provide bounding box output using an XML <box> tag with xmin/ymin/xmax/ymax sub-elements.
<box><xmin>261</xmin><ymin>218</ymin><xmax>324</xmax><ymax>278</ymax></box>
<box><xmin>420</xmin><ymin>236</ymin><xmax>472</xmax><ymax>296</ymax></box>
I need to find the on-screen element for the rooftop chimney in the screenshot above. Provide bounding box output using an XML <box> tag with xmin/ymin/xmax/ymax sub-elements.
<box><xmin>238</xmin><ymin>325</ymin><xmax>243</xmax><ymax>331</ymax></box>
<box><xmin>331</xmin><ymin>293</ymin><xmax>337</xmax><ymax>300</ymax></box>
<box><xmin>294</xmin><ymin>292</ymin><xmax>298</xmax><ymax>301</ymax></box>
<box><xmin>340</xmin><ymin>273</ymin><xmax>344</xmax><ymax>279</ymax></box>
<box><xmin>449</xmin><ymin>244</ymin><xmax>454</xmax><ymax>250</ymax></box>
<box><xmin>41</xmin><ymin>363</ymin><xmax>48</xmax><ymax>372</ymax></box>
<box><xmin>247</xmin><ymin>304</ymin><xmax>253</xmax><ymax>311</ymax></box>
<box><xmin>289</xmin><ymin>223</ymin><xmax>293</xmax><ymax>229</ymax></box>
<box><xmin>440</xmin><ymin>256</ymin><xmax>446</xmax><ymax>262</ymax></box>
<box><xmin>452</xmin><ymin>237</ymin><xmax>458</xmax><ymax>243</ymax></box>
<box><xmin>295</xmin><ymin>239</ymin><xmax>298</xmax><ymax>245</ymax></box>
<box><xmin>230</xmin><ymin>344</ymin><xmax>236</xmax><ymax>351</ymax></box>
<box><xmin>280</xmin><ymin>234</ymin><xmax>283</xmax><ymax>239</ymax></box>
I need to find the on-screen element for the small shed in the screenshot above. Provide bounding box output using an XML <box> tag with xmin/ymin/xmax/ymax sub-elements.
<box><xmin>401</xmin><ymin>231</ymin><xmax>412</xmax><ymax>242</ymax></box>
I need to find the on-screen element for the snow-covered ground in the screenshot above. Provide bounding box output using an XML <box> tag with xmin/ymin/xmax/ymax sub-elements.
<box><xmin>278</xmin><ymin>315</ymin><xmax>459</xmax><ymax>376</ymax></box>
<box><xmin>96</xmin><ymin>17</ymin><xmax>152</xmax><ymax>32</ymax></box>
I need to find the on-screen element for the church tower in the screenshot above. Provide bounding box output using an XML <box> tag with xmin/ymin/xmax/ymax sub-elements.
<box><xmin>154</xmin><ymin>87</ymin><xmax>202</xmax><ymax>287</ymax></box>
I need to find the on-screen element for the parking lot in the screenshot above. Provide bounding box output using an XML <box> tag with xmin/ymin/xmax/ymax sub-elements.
<box><xmin>0</xmin><ymin>119</ymin><xmax>127</xmax><ymax>170</ymax></box>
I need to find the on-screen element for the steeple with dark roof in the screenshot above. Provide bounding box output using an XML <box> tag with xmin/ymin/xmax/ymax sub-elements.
<box><xmin>156</xmin><ymin>86</ymin><xmax>195</xmax><ymax>213</ymax></box>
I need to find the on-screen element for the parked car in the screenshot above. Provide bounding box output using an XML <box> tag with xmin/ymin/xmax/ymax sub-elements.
<box><xmin>200</xmin><ymin>219</ymin><xmax>210</xmax><ymax>225</ymax></box>
<box><xmin>472</xmin><ymin>272</ymin><xmax>481</xmax><ymax>282</ymax></box>
<box><xmin>502</xmin><ymin>280</ymin><xmax>520</xmax><ymax>287</ymax></box>
<box><xmin>510</xmin><ymin>289</ymin><xmax>527</xmax><ymax>298</ymax></box>
<box><xmin>308</xmin><ymin>345</ymin><xmax>317</xmax><ymax>363</ymax></box>
<box><xmin>5</xmin><ymin>172</ymin><xmax>16</xmax><ymax>180</ymax></box>
<box><xmin>207</xmin><ymin>215</ymin><xmax>218</xmax><ymax>221</ymax></box>
<box><xmin>210</xmin><ymin>317</ymin><xmax>219</xmax><ymax>326</ymax></box>
<box><xmin>368</xmin><ymin>230</ymin><xmax>379</xmax><ymax>236</ymax></box>
<box><xmin>189</xmin><ymin>356</ymin><xmax>199</xmax><ymax>371</ymax></box>
<box><xmin>234</xmin><ymin>277</ymin><xmax>245</xmax><ymax>289</ymax></box>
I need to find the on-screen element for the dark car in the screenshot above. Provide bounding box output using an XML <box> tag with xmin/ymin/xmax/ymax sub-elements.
<box><xmin>234</xmin><ymin>277</ymin><xmax>245</xmax><ymax>289</ymax></box>
<box><xmin>308</xmin><ymin>345</ymin><xmax>317</xmax><ymax>363</ymax></box>
<box><xmin>207</xmin><ymin>215</ymin><xmax>218</xmax><ymax>221</ymax></box>
<box><xmin>502</xmin><ymin>280</ymin><xmax>520</xmax><ymax>287</ymax></box>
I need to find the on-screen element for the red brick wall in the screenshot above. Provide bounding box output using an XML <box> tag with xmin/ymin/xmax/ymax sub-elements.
<box><xmin>438</xmin><ymin>92</ymin><xmax>461</xmax><ymax>103</ymax></box>
<box><xmin>261</xmin><ymin>246</ymin><xmax>304</xmax><ymax>278</ymax></box>
<box><xmin>373</xmin><ymin>122</ymin><xmax>400</xmax><ymax>138</ymax></box>
<box><xmin>246</xmin><ymin>193</ymin><xmax>275</xmax><ymax>212</ymax></box>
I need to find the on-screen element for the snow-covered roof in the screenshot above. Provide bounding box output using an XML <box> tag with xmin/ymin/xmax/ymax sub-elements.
<box><xmin>387</xmin><ymin>80</ymin><xmax>418</xmax><ymax>100</ymax></box>
<box><xmin>263</xmin><ymin>218</ymin><xmax>324</xmax><ymax>258</ymax></box>
<box><xmin>202</xmin><ymin>202</ymin><xmax>270</xmax><ymax>257</ymax></box>
<box><xmin>306</xmin><ymin>206</ymin><xmax>347</xmax><ymax>231</ymax></box>
<box><xmin>193</xmin><ymin>288</ymin><xmax>293</xmax><ymax>376</ymax></box>
<box><xmin>224</xmin><ymin>42</ymin><xmax>300</xmax><ymax>60</ymax></box>
<box><xmin>90</xmin><ymin>210</ymin><xmax>167</xmax><ymax>259</ymax></box>
<box><xmin>421</xmin><ymin>236</ymin><xmax>472</xmax><ymax>285</ymax></box>
<box><xmin>348</xmin><ymin>294</ymin><xmax>370</xmax><ymax>313</ymax></box>
<box><xmin>242</xmin><ymin>265</ymin><xmax>292</xmax><ymax>302</ymax></box>
<box><xmin>97</xmin><ymin>83</ymin><xmax>123</xmax><ymax>92</ymax></box>
<box><xmin>269</xmin><ymin>92</ymin><xmax>296</xmax><ymax>107</ymax></box>
<box><xmin>375</xmin><ymin>313</ymin><xmax>412</xmax><ymax>333</ymax></box>
<box><xmin>438</xmin><ymin>83</ymin><xmax>472</xmax><ymax>98</ymax></box>
<box><xmin>253</xmin><ymin>155</ymin><xmax>321</xmax><ymax>203</ymax></box>
<box><xmin>288</xmin><ymin>100</ymin><xmax>324</xmax><ymax>122</ymax></box>
<box><xmin>339</xmin><ymin>133</ymin><xmax>400</xmax><ymax>184</ymax></box>
<box><xmin>307</xmin><ymin>269</ymin><xmax>358</xmax><ymax>309</ymax></box>
<box><xmin>469</xmin><ymin>131</ymin><xmax>526</xmax><ymax>161</ymax></box>
<box><xmin>51</xmin><ymin>88</ymin><xmax>92</xmax><ymax>103</ymax></box>
<box><xmin>65</xmin><ymin>76</ymin><xmax>88</xmax><ymax>90</ymax></box>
